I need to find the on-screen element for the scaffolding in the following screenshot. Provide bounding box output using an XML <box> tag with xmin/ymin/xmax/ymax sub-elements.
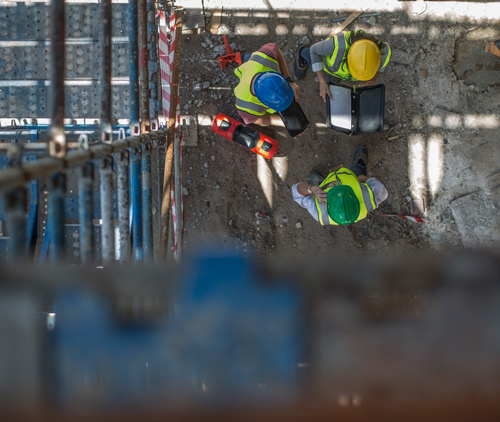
<box><xmin>0</xmin><ymin>0</ymin><xmax>184</xmax><ymax>264</ymax></box>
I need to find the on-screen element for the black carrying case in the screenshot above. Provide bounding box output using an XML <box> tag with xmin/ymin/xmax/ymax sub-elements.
<box><xmin>279</xmin><ymin>99</ymin><xmax>310</xmax><ymax>138</ymax></box>
<box><xmin>326</xmin><ymin>84</ymin><xmax>385</xmax><ymax>135</ymax></box>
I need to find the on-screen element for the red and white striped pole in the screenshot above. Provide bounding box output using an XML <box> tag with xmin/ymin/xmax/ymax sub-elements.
<box><xmin>382</xmin><ymin>213</ymin><xmax>428</xmax><ymax>223</ymax></box>
<box><xmin>159</xmin><ymin>9</ymin><xmax>184</xmax><ymax>262</ymax></box>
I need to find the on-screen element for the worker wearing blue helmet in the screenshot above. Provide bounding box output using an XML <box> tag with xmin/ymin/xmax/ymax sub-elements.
<box><xmin>234</xmin><ymin>43</ymin><xmax>300</xmax><ymax>126</ymax></box>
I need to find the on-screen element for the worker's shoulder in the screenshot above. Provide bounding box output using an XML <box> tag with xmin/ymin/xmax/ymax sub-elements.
<box><xmin>257</xmin><ymin>43</ymin><xmax>280</xmax><ymax>59</ymax></box>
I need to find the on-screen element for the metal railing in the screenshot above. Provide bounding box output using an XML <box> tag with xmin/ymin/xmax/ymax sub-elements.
<box><xmin>0</xmin><ymin>0</ymin><xmax>177</xmax><ymax>265</ymax></box>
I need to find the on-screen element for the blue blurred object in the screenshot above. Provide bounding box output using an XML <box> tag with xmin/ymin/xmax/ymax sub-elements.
<box><xmin>51</xmin><ymin>250</ymin><xmax>301</xmax><ymax>407</ymax></box>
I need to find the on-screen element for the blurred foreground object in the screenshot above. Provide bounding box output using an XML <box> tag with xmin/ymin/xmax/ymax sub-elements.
<box><xmin>1</xmin><ymin>249</ymin><xmax>500</xmax><ymax>420</ymax></box>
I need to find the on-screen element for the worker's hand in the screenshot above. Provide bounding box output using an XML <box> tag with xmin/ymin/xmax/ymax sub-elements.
<box><xmin>356</xmin><ymin>80</ymin><xmax>375</xmax><ymax>88</ymax></box>
<box><xmin>357</xmin><ymin>175</ymin><xmax>368</xmax><ymax>183</ymax></box>
<box><xmin>311</xmin><ymin>186</ymin><xmax>327</xmax><ymax>205</ymax></box>
<box><xmin>328</xmin><ymin>164</ymin><xmax>344</xmax><ymax>173</ymax></box>
<box><xmin>290</xmin><ymin>82</ymin><xmax>300</xmax><ymax>103</ymax></box>
<box><xmin>319</xmin><ymin>81</ymin><xmax>333</xmax><ymax>103</ymax></box>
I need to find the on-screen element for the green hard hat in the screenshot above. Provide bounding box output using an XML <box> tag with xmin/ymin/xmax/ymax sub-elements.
<box><xmin>326</xmin><ymin>185</ymin><xmax>360</xmax><ymax>225</ymax></box>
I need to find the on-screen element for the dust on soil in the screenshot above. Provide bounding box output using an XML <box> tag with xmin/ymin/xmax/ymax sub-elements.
<box><xmin>173</xmin><ymin>8</ymin><xmax>500</xmax><ymax>261</ymax></box>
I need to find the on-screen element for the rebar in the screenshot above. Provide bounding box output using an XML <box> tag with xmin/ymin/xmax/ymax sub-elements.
<box><xmin>48</xmin><ymin>173</ymin><xmax>66</xmax><ymax>263</ymax></box>
<box><xmin>99</xmin><ymin>157</ymin><xmax>115</xmax><ymax>265</ymax></box>
<box><xmin>78</xmin><ymin>163</ymin><xmax>95</xmax><ymax>264</ymax></box>
<box><xmin>116</xmin><ymin>150</ymin><xmax>131</xmax><ymax>262</ymax></box>
<box><xmin>142</xmin><ymin>143</ymin><xmax>153</xmax><ymax>262</ymax></box>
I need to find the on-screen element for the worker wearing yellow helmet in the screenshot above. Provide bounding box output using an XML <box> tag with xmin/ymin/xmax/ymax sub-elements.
<box><xmin>294</xmin><ymin>30</ymin><xmax>391</xmax><ymax>102</ymax></box>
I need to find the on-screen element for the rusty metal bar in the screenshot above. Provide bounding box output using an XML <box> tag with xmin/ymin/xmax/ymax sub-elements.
<box><xmin>160</xmin><ymin>10</ymin><xmax>183</xmax><ymax>257</ymax></box>
<box><xmin>138</xmin><ymin>0</ymin><xmax>150</xmax><ymax>130</ymax></box>
<box><xmin>100</xmin><ymin>0</ymin><xmax>113</xmax><ymax>143</ymax></box>
<box><xmin>99</xmin><ymin>157</ymin><xmax>115</xmax><ymax>265</ymax></box>
<box><xmin>116</xmin><ymin>150</ymin><xmax>131</xmax><ymax>262</ymax></box>
<box><xmin>48</xmin><ymin>0</ymin><xmax>67</xmax><ymax>158</ymax></box>
<box><xmin>173</xmin><ymin>130</ymin><xmax>183</xmax><ymax>262</ymax></box>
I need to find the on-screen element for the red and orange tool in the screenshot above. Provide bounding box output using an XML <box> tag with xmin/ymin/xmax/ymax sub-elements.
<box><xmin>218</xmin><ymin>35</ymin><xmax>242</xmax><ymax>69</ymax></box>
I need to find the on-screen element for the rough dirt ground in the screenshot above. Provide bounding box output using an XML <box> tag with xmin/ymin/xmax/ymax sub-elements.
<box><xmin>172</xmin><ymin>1</ymin><xmax>500</xmax><ymax>261</ymax></box>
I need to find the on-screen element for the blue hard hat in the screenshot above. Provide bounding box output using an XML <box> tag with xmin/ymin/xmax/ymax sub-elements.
<box><xmin>253</xmin><ymin>72</ymin><xmax>294</xmax><ymax>112</ymax></box>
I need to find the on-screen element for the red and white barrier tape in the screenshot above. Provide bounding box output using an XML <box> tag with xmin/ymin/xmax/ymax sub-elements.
<box><xmin>382</xmin><ymin>213</ymin><xmax>428</xmax><ymax>223</ymax></box>
<box><xmin>159</xmin><ymin>9</ymin><xmax>184</xmax><ymax>262</ymax></box>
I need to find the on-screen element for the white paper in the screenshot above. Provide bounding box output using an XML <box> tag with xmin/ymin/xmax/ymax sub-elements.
<box><xmin>328</xmin><ymin>85</ymin><xmax>352</xmax><ymax>130</ymax></box>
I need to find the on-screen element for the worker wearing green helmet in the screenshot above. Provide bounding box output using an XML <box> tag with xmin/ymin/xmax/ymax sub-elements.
<box><xmin>292</xmin><ymin>147</ymin><xmax>388</xmax><ymax>226</ymax></box>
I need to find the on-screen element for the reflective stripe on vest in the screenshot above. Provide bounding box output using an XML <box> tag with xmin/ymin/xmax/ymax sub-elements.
<box><xmin>379</xmin><ymin>43</ymin><xmax>391</xmax><ymax>71</ymax></box>
<box><xmin>314</xmin><ymin>168</ymin><xmax>376</xmax><ymax>225</ymax></box>
<box><xmin>324</xmin><ymin>34</ymin><xmax>347</xmax><ymax>77</ymax></box>
<box><xmin>233</xmin><ymin>52</ymin><xmax>280</xmax><ymax>116</ymax></box>
<box><xmin>249</xmin><ymin>52</ymin><xmax>280</xmax><ymax>72</ymax></box>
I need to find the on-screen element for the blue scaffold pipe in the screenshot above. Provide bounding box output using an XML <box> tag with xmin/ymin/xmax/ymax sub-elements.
<box><xmin>141</xmin><ymin>143</ymin><xmax>153</xmax><ymax>262</ymax></box>
<box><xmin>130</xmin><ymin>147</ymin><xmax>142</xmax><ymax>261</ymax></box>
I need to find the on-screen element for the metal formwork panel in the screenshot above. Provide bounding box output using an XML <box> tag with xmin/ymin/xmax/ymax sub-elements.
<box><xmin>0</xmin><ymin>2</ymin><xmax>131</xmax><ymax>120</ymax></box>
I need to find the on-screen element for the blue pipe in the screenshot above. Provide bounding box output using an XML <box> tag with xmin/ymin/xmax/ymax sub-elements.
<box><xmin>130</xmin><ymin>147</ymin><xmax>142</xmax><ymax>262</ymax></box>
<box><xmin>48</xmin><ymin>172</ymin><xmax>66</xmax><ymax>263</ymax></box>
<box><xmin>5</xmin><ymin>188</ymin><xmax>26</xmax><ymax>260</ymax></box>
<box><xmin>141</xmin><ymin>143</ymin><xmax>153</xmax><ymax>262</ymax></box>
<box><xmin>78</xmin><ymin>163</ymin><xmax>94</xmax><ymax>264</ymax></box>
<box><xmin>128</xmin><ymin>0</ymin><xmax>140</xmax><ymax>126</ymax></box>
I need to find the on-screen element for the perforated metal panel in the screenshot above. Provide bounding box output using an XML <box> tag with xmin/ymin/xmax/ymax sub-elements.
<box><xmin>0</xmin><ymin>2</ymin><xmax>130</xmax><ymax>119</ymax></box>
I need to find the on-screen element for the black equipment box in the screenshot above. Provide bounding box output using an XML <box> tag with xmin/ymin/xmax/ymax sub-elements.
<box><xmin>326</xmin><ymin>84</ymin><xmax>385</xmax><ymax>135</ymax></box>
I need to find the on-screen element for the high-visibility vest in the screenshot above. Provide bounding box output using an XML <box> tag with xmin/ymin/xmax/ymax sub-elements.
<box><xmin>323</xmin><ymin>31</ymin><xmax>392</xmax><ymax>81</ymax></box>
<box><xmin>314</xmin><ymin>167</ymin><xmax>377</xmax><ymax>225</ymax></box>
<box><xmin>234</xmin><ymin>51</ymin><xmax>281</xmax><ymax>116</ymax></box>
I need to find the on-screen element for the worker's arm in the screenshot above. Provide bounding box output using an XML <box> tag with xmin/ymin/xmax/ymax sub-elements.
<box><xmin>297</xmin><ymin>182</ymin><xmax>327</xmax><ymax>205</ymax></box>
<box><xmin>310</xmin><ymin>38</ymin><xmax>337</xmax><ymax>102</ymax></box>
<box><xmin>252</xmin><ymin>114</ymin><xmax>285</xmax><ymax>127</ymax></box>
<box><xmin>276</xmin><ymin>47</ymin><xmax>300</xmax><ymax>102</ymax></box>
<box><xmin>316</xmin><ymin>70</ymin><xmax>333</xmax><ymax>102</ymax></box>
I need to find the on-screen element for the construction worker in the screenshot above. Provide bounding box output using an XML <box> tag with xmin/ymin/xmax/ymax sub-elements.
<box><xmin>294</xmin><ymin>30</ymin><xmax>391</xmax><ymax>102</ymax></box>
<box><xmin>234</xmin><ymin>43</ymin><xmax>300</xmax><ymax>126</ymax></box>
<box><xmin>292</xmin><ymin>147</ymin><xmax>388</xmax><ymax>225</ymax></box>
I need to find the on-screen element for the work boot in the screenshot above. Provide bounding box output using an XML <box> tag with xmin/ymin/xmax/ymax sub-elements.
<box><xmin>353</xmin><ymin>146</ymin><xmax>368</xmax><ymax>166</ymax></box>
<box><xmin>294</xmin><ymin>45</ymin><xmax>309</xmax><ymax>80</ymax></box>
<box><xmin>351</xmin><ymin>146</ymin><xmax>368</xmax><ymax>177</ymax></box>
<box><xmin>309</xmin><ymin>171</ymin><xmax>324</xmax><ymax>187</ymax></box>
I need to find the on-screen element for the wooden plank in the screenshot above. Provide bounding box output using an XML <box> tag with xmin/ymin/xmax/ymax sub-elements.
<box><xmin>209</xmin><ymin>8</ymin><xmax>223</xmax><ymax>34</ymax></box>
<box><xmin>329</xmin><ymin>11</ymin><xmax>362</xmax><ymax>37</ymax></box>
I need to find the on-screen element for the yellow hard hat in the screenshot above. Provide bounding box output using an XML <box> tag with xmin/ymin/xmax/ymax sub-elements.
<box><xmin>347</xmin><ymin>39</ymin><xmax>381</xmax><ymax>81</ymax></box>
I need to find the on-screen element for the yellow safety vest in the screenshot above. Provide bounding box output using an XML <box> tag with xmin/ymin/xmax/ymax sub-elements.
<box><xmin>234</xmin><ymin>52</ymin><xmax>280</xmax><ymax>116</ymax></box>
<box><xmin>323</xmin><ymin>31</ymin><xmax>392</xmax><ymax>81</ymax></box>
<box><xmin>314</xmin><ymin>167</ymin><xmax>376</xmax><ymax>225</ymax></box>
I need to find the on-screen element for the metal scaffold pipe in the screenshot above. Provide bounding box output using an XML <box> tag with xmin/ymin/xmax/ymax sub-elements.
<box><xmin>173</xmin><ymin>130</ymin><xmax>183</xmax><ymax>262</ymax></box>
<box><xmin>116</xmin><ymin>151</ymin><xmax>131</xmax><ymax>262</ymax></box>
<box><xmin>128</xmin><ymin>0</ymin><xmax>140</xmax><ymax>130</ymax></box>
<box><xmin>99</xmin><ymin>157</ymin><xmax>115</xmax><ymax>266</ymax></box>
<box><xmin>5</xmin><ymin>188</ymin><xmax>26</xmax><ymax>260</ymax></box>
<box><xmin>78</xmin><ymin>163</ymin><xmax>95</xmax><ymax>265</ymax></box>
<box><xmin>142</xmin><ymin>143</ymin><xmax>153</xmax><ymax>262</ymax></box>
<box><xmin>48</xmin><ymin>173</ymin><xmax>66</xmax><ymax>263</ymax></box>
<box><xmin>130</xmin><ymin>147</ymin><xmax>142</xmax><ymax>262</ymax></box>
<box><xmin>48</xmin><ymin>0</ymin><xmax>67</xmax><ymax>158</ymax></box>
<box><xmin>100</xmin><ymin>0</ymin><xmax>113</xmax><ymax>143</ymax></box>
<box><xmin>138</xmin><ymin>0</ymin><xmax>150</xmax><ymax>130</ymax></box>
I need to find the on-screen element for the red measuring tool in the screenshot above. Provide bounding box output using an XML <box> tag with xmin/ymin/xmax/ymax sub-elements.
<box><xmin>218</xmin><ymin>35</ymin><xmax>242</xmax><ymax>69</ymax></box>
